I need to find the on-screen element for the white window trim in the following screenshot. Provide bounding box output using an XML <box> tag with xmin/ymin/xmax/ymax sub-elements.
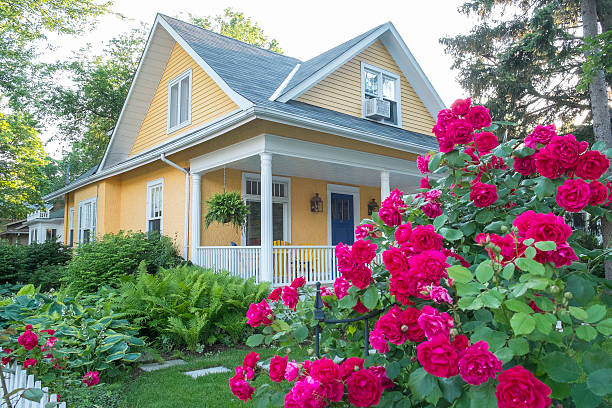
<box><xmin>241</xmin><ymin>172</ymin><xmax>291</xmax><ymax>245</ymax></box>
<box><xmin>77</xmin><ymin>196</ymin><xmax>97</xmax><ymax>244</ymax></box>
<box><xmin>146</xmin><ymin>178</ymin><xmax>164</xmax><ymax>233</ymax></box>
<box><xmin>167</xmin><ymin>68</ymin><xmax>193</xmax><ymax>134</ymax></box>
<box><xmin>68</xmin><ymin>207</ymin><xmax>75</xmax><ymax>246</ymax></box>
<box><xmin>327</xmin><ymin>184</ymin><xmax>360</xmax><ymax>246</ymax></box>
<box><xmin>360</xmin><ymin>62</ymin><xmax>402</xmax><ymax>128</ymax></box>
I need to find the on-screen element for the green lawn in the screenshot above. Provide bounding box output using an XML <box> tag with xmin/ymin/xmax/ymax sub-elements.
<box><xmin>121</xmin><ymin>347</ymin><xmax>304</xmax><ymax>408</ymax></box>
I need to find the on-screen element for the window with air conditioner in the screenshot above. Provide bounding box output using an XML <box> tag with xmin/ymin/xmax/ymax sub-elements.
<box><xmin>361</xmin><ymin>62</ymin><xmax>401</xmax><ymax>127</ymax></box>
<box><xmin>78</xmin><ymin>197</ymin><xmax>97</xmax><ymax>244</ymax></box>
<box><xmin>146</xmin><ymin>179</ymin><xmax>164</xmax><ymax>234</ymax></box>
<box><xmin>167</xmin><ymin>69</ymin><xmax>192</xmax><ymax>133</ymax></box>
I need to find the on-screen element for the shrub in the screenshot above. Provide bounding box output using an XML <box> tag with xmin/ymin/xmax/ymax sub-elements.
<box><xmin>0</xmin><ymin>240</ymin><xmax>71</xmax><ymax>287</ymax></box>
<box><xmin>234</xmin><ymin>99</ymin><xmax>612</xmax><ymax>407</ymax></box>
<box><xmin>63</xmin><ymin>231</ymin><xmax>181</xmax><ymax>293</ymax></box>
<box><xmin>118</xmin><ymin>263</ymin><xmax>269</xmax><ymax>351</ymax></box>
<box><xmin>0</xmin><ymin>285</ymin><xmax>146</xmax><ymax>385</ymax></box>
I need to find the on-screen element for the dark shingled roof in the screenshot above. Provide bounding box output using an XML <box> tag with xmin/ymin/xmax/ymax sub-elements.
<box><xmin>161</xmin><ymin>15</ymin><xmax>435</xmax><ymax>149</ymax></box>
<box><xmin>281</xmin><ymin>23</ymin><xmax>387</xmax><ymax>94</ymax></box>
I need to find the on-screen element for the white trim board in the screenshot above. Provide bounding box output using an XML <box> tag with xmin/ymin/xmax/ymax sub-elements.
<box><xmin>326</xmin><ymin>184</ymin><xmax>360</xmax><ymax>246</ymax></box>
<box><xmin>98</xmin><ymin>14</ymin><xmax>252</xmax><ymax>172</ymax></box>
<box><xmin>189</xmin><ymin>134</ymin><xmax>422</xmax><ymax>177</ymax></box>
<box><xmin>276</xmin><ymin>22</ymin><xmax>445</xmax><ymax>120</ymax></box>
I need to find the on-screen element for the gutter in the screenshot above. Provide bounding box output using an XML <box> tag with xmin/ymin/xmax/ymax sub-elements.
<box><xmin>160</xmin><ymin>153</ymin><xmax>190</xmax><ymax>261</ymax></box>
<box><xmin>44</xmin><ymin>105</ymin><xmax>435</xmax><ymax>201</ymax></box>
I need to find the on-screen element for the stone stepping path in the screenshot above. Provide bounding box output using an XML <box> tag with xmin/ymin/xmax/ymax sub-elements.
<box><xmin>139</xmin><ymin>359</ymin><xmax>187</xmax><ymax>372</ymax></box>
<box><xmin>184</xmin><ymin>366</ymin><xmax>231</xmax><ymax>379</ymax></box>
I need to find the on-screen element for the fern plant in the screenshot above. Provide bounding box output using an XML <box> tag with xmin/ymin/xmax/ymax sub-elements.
<box><xmin>117</xmin><ymin>263</ymin><xmax>269</xmax><ymax>350</ymax></box>
<box><xmin>204</xmin><ymin>191</ymin><xmax>250</xmax><ymax>229</ymax></box>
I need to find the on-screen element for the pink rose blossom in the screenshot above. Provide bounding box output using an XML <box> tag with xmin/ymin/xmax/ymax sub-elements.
<box><xmin>282</xmin><ymin>286</ymin><xmax>299</xmax><ymax>311</ymax></box>
<box><xmin>474</xmin><ymin>131</ymin><xmax>498</xmax><ymax>154</ymax></box>
<box><xmin>525</xmin><ymin>124</ymin><xmax>556</xmax><ymax>148</ymax></box>
<box><xmin>284</xmin><ymin>360</ymin><xmax>300</xmax><ymax>381</ymax></box>
<box><xmin>355</xmin><ymin>223</ymin><xmax>374</xmax><ymax>240</ymax></box>
<box><xmin>269</xmin><ymin>355</ymin><xmax>289</xmax><ymax>383</ymax></box>
<box><xmin>82</xmin><ymin>371</ymin><xmax>99</xmax><ymax>387</ymax></box>
<box><xmin>417</xmin><ymin>305</ymin><xmax>454</xmax><ymax>340</ymax></box>
<box><xmin>369</xmin><ymin>329</ymin><xmax>389</xmax><ymax>353</ymax></box>
<box><xmin>246</xmin><ymin>299</ymin><xmax>274</xmax><ymax>327</ymax></box>
<box><xmin>394</xmin><ymin>223</ymin><xmax>412</xmax><ymax>244</ymax></box>
<box><xmin>417</xmin><ymin>155</ymin><xmax>431</xmax><ymax>174</ymax></box>
<box><xmin>450</xmin><ymin>98</ymin><xmax>471</xmax><ymax>116</ymax></box>
<box><xmin>429</xmin><ymin>285</ymin><xmax>453</xmax><ymax>304</ymax></box>
<box><xmin>333</xmin><ymin>276</ymin><xmax>350</xmax><ymax>299</ymax></box>
<box><xmin>458</xmin><ymin>341</ymin><xmax>503</xmax><ymax>385</ymax></box>
<box><xmin>466</xmin><ymin>105</ymin><xmax>492</xmax><ymax>129</ymax></box>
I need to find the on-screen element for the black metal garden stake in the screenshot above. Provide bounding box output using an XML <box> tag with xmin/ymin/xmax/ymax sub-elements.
<box><xmin>313</xmin><ymin>282</ymin><xmax>381</xmax><ymax>359</ymax></box>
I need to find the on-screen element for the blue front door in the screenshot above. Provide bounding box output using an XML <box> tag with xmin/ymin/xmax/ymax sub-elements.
<box><xmin>331</xmin><ymin>193</ymin><xmax>354</xmax><ymax>245</ymax></box>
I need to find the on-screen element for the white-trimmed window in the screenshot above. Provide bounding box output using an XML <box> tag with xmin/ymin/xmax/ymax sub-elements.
<box><xmin>78</xmin><ymin>197</ymin><xmax>97</xmax><ymax>244</ymax></box>
<box><xmin>68</xmin><ymin>207</ymin><xmax>75</xmax><ymax>247</ymax></box>
<box><xmin>242</xmin><ymin>174</ymin><xmax>291</xmax><ymax>246</ymax></box>
<box><xmin>361</xmin><ymin>62</ymin><xmax>401</xmax><ymax>127</ymax></box>
<box><xmin>167</xmin><ymin>69</ymin><xmax>192</xmax><ymax>133</ymax></box>
<box><xmin>146</xmin><ymin>179</ymin><xmax>164</xmax><ymax>233</ymax></box>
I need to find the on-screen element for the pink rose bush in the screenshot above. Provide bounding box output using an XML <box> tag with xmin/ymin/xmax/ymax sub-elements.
<box><xmin>235</xmin><ymin>98</ymin><xmax>611</xmax><ymax>408</ymax></box>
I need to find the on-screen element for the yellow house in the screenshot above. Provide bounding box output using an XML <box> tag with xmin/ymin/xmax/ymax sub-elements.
<box><xmin>45</xmin><ymin>14</ymin><xmax>445</xmax><ymax>286</ymax></box>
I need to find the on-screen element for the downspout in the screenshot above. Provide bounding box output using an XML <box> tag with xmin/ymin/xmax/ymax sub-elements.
<box><xmin>160</xmin><ymin>153</ymin><xmax>190</xmax><ymax>261</ymax></box>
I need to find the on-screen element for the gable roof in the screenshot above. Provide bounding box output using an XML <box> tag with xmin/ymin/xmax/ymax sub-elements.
<box><xmin>84</xmin><ymin>15</ymin><xmax>445</xmax><ymax>189</ymax></box>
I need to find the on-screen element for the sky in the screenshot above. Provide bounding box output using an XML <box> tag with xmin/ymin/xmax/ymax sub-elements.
<box><xmin>42</xmin><ymin>0</ymin><xmax>474</xmax><ymax>156</ymax></box>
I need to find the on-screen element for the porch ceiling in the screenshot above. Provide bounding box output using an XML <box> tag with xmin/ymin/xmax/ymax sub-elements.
<box><xmin>224</xmin><ymin>154</ymin><xmax>420</xmax><ymax>191</ymax></box>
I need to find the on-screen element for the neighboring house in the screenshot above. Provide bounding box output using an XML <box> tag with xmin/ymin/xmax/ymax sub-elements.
<box><xmin>44</xmin><ymin>14</ymin><xmax>445</xmax><ymax>285</ymax></box>
<box><xmin>0</xmin><ymin>219</ymin><xmax>29</xmax><ymax>245</ymax></box>
<box><xmin>25</xmin><ymin>204</ymin><xmax>64</xmax><ymax>245</ymax></box>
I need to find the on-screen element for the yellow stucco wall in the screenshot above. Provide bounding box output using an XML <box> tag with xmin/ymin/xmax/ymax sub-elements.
<box><xmin>201</xmin><ymin>169</ymin><xmax>243</xmax><ymax>246</ymax></box>
<box><xmin>129</xmin><ymin>43</ymin><xmax>239</xmax><ymax>156</ymax></box>
<box><xmin>199</xmin><ymin>170</ymin><xmax>381</xmax><ymax>247</ymax></box>
<box><xmin>296</xmin><ymin>40</ymin><xmax>436</xmax><ymax>135</ymax></box>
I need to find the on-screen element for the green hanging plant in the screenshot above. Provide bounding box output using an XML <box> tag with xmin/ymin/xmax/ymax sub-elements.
<box><xmin>204</xmin><ymin>191</ymin><xmax>250</xmax><ymax>229</ymax></box>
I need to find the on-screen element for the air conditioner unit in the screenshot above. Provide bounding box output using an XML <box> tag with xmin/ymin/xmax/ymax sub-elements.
<box><xmin>365</xmin><ymin>98</ymin><xmax>391</xmax><ymax>120</ymax></box>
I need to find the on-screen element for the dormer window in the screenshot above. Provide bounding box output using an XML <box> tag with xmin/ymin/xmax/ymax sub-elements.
<box><xmin>167</xmin><ymin>69</ymin><xmax>192</xmax><ymax>133</ymax></box>
<box><xmin>361</xmin><ymin>62</ymin><xmax>401</xmax><ymax>127</ymax></box>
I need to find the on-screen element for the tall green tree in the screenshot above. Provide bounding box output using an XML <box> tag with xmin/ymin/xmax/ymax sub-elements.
<box><xmin>189</xmin><ymin>8</ymin><xmax>282</xmax><ymax>53</ymax></box>
<box><xmin>0</xmin><ymin>0</ymin><xmax>111</xmax><ymax>217</ymax></box>
<box><xmin>45</xmin><ymin>26</ymin><xmax>147</xmax><ymax>192</ymax></box>
<box><xmin>0</xmin><ymin>0</ymin><xmax>111</xmax><ymax>111</ymax></box>
<box><xmin>0</xmin><ymin>113</ymin><xmax>48</xmax><ymax>218</ymax></box>
<box><xmin>440</xmin><ymin>0</ymin><xmax>610</xmax><ymax>139</ymax></box>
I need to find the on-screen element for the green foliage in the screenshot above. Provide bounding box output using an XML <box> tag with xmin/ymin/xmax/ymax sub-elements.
<box><xmin>0</xmin><ymin>113</ymin><xmax>49</xmax><ymax>218</ymax></box>
<box><xmin>0</xmin><ymin>0</ymin><xmax>110</xmax><ymax>111</ymax></box>
<box><xmin>440</xmin><ymin>0</ymin><xmax>603</xmax><ymax>139</ymax></box>
<box><xmin>63</xmin><ymin>231</ymin><xmax>181</xmax><ymax>293</ymax></box>
<box><xmin>189</xmin><ymin>8</ymin><xmax>283</xmax><ymax>53</ymax></box>
<box><xmin>0</xmin><ymin>240</ymin><xmax>71</xmax><ymax>288</ymax></box>
<box><xmin>579</xmin><ymin>30</ymin><xmax>612</xmax><ymax>91</ymax></box>
<box><xmin>0</xmin><ymin>287</ymin><xmax>145</xmax><ymax>386</ymax></box>
<box><xmin>117</xmin><ymin>264</ymin><xmax>269</xmax><ymax>351</ymax></box>
<box><xmin>43</xmin><ymin>27</ymin><xmax>147</xmax><ymax>193</ymax></box>
<box><xmin>204</xmin><ymin>191</ymin><xmax>250</xmax><ymax>229</ymax></box>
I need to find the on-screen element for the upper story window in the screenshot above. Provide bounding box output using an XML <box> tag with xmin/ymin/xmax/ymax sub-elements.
<box><xmin>167</xmin><ymin>69</ymin><xmax>192</xmax><ymax>133</ymax></box>
<box><xmin>361</xmin><ymin>62</ymin><xmax>401</xmax><ymax>127</ymax></box>
<box><xmin>146</xmin><ymin>179</ymin><xmax>164</xmax><ymax>233</ymax></box>
<box><xmin>78</xmin><ymin>197</ymin><xmax>97</xmax><ymax>244</ymax></box>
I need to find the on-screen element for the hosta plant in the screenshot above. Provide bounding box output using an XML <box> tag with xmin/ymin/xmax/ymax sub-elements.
<box><xmin>231</xmin><ymin>98</ymin><xmax>612</xmax><ymax>408</ymax></box>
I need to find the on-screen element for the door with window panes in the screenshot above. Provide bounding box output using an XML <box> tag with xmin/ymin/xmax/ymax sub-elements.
<box><xmin>243</xmin><ymin>177</ymin><xmax>289</xmax><ymax>245</ymax></box>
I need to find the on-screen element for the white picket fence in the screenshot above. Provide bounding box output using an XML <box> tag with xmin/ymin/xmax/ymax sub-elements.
<box><xmin>0</xmin><ymin>363</ymin><xmax>65</xmax><ymax>408</ymax></box>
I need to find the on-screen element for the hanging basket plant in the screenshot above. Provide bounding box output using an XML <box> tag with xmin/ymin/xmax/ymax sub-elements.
<box><xmin>204</xmin><ymin>191</ymin><xmax>250</xmax><ymax>229</ymax></box>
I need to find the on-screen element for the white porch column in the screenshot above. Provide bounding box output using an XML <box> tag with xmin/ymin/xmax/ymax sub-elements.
<box><xmin>380</xmin><ymin>170</ymin><xmax>390</xmax><ymax>202</ymax></box>
<box><xmin>260</xmin><ymin>153</ymin><xmax>273</xmax><ymax>283</ymax></box>
<box><xmin>191</xmin><ymin>173</ymin><xmax>202</xmax><ymax>263</ymax></box>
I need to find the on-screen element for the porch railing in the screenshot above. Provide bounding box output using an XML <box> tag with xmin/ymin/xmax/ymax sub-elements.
<box><xmin>194</xmin><ymin>245</ymin><xmax>383</xmax><ymax>286</ymax></box>
<box><xmin>195</xmin><ymin>246</ymin><xmax>260</xmax><ymax>281</ymax></box>
<box><xmin>26</xmin><ymin>210</ymin><xmax>49</xmax><ymax>221</ymax></box>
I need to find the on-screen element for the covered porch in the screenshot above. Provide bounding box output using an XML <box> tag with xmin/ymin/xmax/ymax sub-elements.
<box><xmin>189</xmin><ymin>133</ymin><xmax>423</xmax><ymax>286</ymax></box>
